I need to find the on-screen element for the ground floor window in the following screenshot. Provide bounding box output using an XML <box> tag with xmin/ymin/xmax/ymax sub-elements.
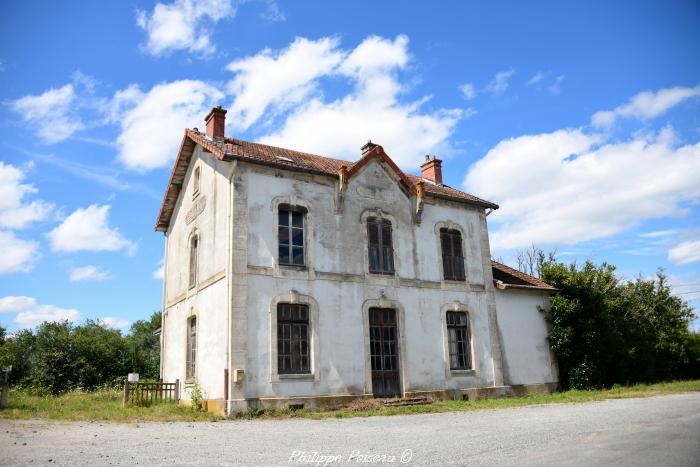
<box><xmin>186</xmin><ymin>316</ymin><xmax>197</xmax><ymax>380</ymax></box>
<box><xmin>446</xmin><ymin>311</ymin><xmax>471</xmax><ymax>370</ymax></box>
<box><xmin>277</xmin><ymin>303</ymin><xmax>310</xmax><ymax>374</ymax></box>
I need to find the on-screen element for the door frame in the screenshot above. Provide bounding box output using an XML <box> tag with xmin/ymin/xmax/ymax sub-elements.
<box><xmin>362</xmin><ymin>298</ymin><xmax>408</xmax><ymax>398</ymax></box>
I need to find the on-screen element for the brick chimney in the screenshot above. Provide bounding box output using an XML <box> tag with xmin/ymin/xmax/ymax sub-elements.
<box><xmin>205</xmin><ymin>105</ymin><xmax>227</xmax><ymax>139</ymax></box>
<box><xmin>421</xmin><ymin>155</ymin><xmax>443</xmax><ymax>185</ymax></box>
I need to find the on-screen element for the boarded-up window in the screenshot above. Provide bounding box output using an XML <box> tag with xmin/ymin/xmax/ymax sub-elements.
<box><xmin>277</xmin><ymin>304</ymin><xmax>310</xmax><ymax>374</ymax></box>
<box><xmin>446</xmin><ymin>311</ymin><xmax>471</xmax><ymax>370</ymax></box>
<box><xmin>440</xmin><ymin>228</ymin><xmax>465</xmax><ymax>281</ymax></box>
<box><xmin>186</xmin><ymin>316</ymin><xmax>197</xmax><ymax>380</ymax></box>
<box><xmin>278</xmin><ymin>205</ymin><xmax>306</xmax><ymax>266</ymax></box>
<box><xmin>367</xmin><ymin>217</ymin><xmax>394</xmax><ymax>274</ymax></box>
<box><xmin>189</xmin><ymin>235</ymin><xmax>199</xmax><ymax>289</ymax></box>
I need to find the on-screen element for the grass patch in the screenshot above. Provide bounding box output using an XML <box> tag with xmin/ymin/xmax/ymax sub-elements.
<box><xmin>0</xmin><ymin>388</ymin><xmax>222</xmax><ymax>422</ymax></box>
<box><xmin>1</xmin><ymin>380</ymin><xmax>697</xmax><ymax>422</ymax></box>
<box><xmin>234</xmin><ymin>379</ymin><xmax>700</xmax><ymax>420</ymax></box>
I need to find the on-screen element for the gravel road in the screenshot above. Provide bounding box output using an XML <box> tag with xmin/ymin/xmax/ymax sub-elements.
<box><xmin>1</xmin><ymin>393</ymin><xmax>699</xmax><ymax>466</ymax></box>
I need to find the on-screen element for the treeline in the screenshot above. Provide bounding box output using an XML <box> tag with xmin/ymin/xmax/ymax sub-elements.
<box><xmin>534</xmin><ymin>253</ymin><xmax>700</xmax><ymax>389</ymax></box>
<box><xmin>0</xmin><ymin>312</ymin><xmax>161</xmax><ymax>394</ymax></box>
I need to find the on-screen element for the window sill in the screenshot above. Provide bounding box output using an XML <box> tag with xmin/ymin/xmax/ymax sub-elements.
<box><xmin>443</xmin><ymin>278</ymin><xmax>466</xmax><ymax>284</ymax></box>
<box><xmin>368</xmin><ymin>271</ymin><xmax>395</xmax><ymax>276</ymax></box>
<box><xmin>184</xmin><ymin>378</ymin><xmax>196</xmax><ymax>386</ymax></box>
<box><xmin>449</xmin><ymin>369</ymin><xmax>476</xmax><ymax>377</ymax></box>
<box><xmin>279</xmin><ymin>264</ymin><xmax>307</xmax><ymax>271</ymax></box>
<box><xmin>277</xmin><ymin>373</ymin><xmax>314</xmax><ymax>381</ymax></box>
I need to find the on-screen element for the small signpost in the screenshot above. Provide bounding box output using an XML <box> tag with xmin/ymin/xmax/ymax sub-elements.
<box><xmin>0</xmin><ymin>366</ymin><xmax>11</xmax><ymax>409</ymax></box>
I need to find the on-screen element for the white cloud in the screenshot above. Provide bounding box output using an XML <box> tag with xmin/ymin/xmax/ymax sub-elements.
<box><xmin>668</xmin><ymin>239</ymin><xmax>700</xmax><ymax>265</ymax></box>
<box><xmin>0</xmin><ymin>296</ymin><xmax>80</xmax><ymax>328</ymax></box>
<box><xmin>153</xmin><ymin>258</ymin><xmax>165</xmax><ymax>279</ymax></box>
<box><xmin>485</xmin><ymin>68</ymin><xmax>515</xmax><ymax>95</ymax></box>
<box><xmin>592</xmin><ymin>85</ymin><xmax>700</xmax><ymax>127</ymax></box>
<box><xmin>459</xmin><ymin>83</ymin><xmax>476</xmax><ymax>100</ymax></box>
<box><xmin>0</xmin><ymin>162</ymin><xmax>53</xmax><ymax>229</ymax></box>
<box><xmin>11</xmin><ymin>84</ymin><xmax>82</xmax><ymax>143</ymax></box>
<box><xmin>251</xmin><ymin>35</ymin><xmax>462</xmax><ymax>167</ymax></box>
<box><xmin>259</xmin><ymin>0</ymin><xmax>285</xmax><ymax>22</ymax></box>
<box><xmin>527</xmin><ymin>72</ymin><xmax>545</xmax><ymax>86</ymax></box>
<box><xmin>464</xmin><ymin>126</ymin><xmax>700</xmax><ymax>250</ymax></box>
<box><xmin>69</xmin><ymin>265</ymin><xmax>111</xmax><ymax>282</ymax></box>
<box><xmin>109</xmin><ymin>80</ymin><xmax>223</xmax><ymax>171</ymax></box>
<box><xmin>548</xmin><ymin>75</ymin><xmax>565</xmax><ymax>95</ymax></box>
<box><xmin>136</xmin><ymin>0</ymin><xmax>235</xmax><ymax>56</ymax></box>
<box><xmin>0</xmin><ymin>231</ymin><xmax>39</xmax><ymax>274</ymax></box>
<box><xmin>638</xmin><ymin>229</ymin><xmax>679</xmax><ymax>238</ymax></box>
<box><xmin>48</xmin><ymin>204</ymin><xmax>135</xmax><ymax>253</ymax></box>
<box><xmin>100</xmin><ymin>316</ymin><xmax>130</xmax><ymax>330</ymax></box>
<box><xmin>226</xmin><ymin>36</ymin><xmax>345</xmax><ymax>130</ymax></box>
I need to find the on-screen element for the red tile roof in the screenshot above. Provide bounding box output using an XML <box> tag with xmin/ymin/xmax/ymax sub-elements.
<box><xmin>156</xmin><ymin>129</ymin><xmax>499</xmax><ymax>231</ymax></box>
<box><xmin>491</xmin><ymin>260</ymin><xmax>558</xmax><ymax>291</ymax></box>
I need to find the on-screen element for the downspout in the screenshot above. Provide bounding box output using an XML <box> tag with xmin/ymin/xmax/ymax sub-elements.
<box><xmin>225</xmin><ymin>162</ymin><xmax>235</xmax><ymax>415</ymax></box>
<box><xmin>160</xmin><ymin>231</ymin><xmax>168</xmax><ymax>380</ymax></box>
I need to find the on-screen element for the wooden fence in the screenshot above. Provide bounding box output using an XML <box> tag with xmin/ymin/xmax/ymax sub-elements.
<box><xmin>123</xmin><ymin>380</ymin><xmax>179</xmax><ymax>408</ymax></box>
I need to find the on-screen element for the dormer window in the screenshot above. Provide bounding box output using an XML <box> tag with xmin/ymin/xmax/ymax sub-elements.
<box><xmin>192</xmin><ymin>166</ymin><xmax>201</xmax><ymax>199</ymax></box>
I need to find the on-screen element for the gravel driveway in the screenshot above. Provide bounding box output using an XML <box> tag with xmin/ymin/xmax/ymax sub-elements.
<box><xmin>1</xmin><ymin>393</ymin><xmax>699</xmax><ymax>466</ymax></box>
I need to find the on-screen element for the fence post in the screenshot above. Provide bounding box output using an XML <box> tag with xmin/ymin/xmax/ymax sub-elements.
<box><xmin>0</xmin><ymin>366</ymin><xmax>10</xmax><ymax>409</ymax></box>
<box><xmin>123</xmin><ymin>379</ymin><xmax>129</xmax><ymax>408</ymax></box>
<box><xmin>175</xmin><ymin>379</ymin><xmax>180</xmax><ymax>402</ymax></box>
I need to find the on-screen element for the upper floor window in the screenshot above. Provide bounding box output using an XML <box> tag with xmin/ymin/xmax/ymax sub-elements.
<box><xmin>192</xmin><ymin>166</ymin><xmax>201</xmax><ymax>198</ymax></box>
<box><xmin>440</xmin><ymin>228</ymin><xmax>465</xmax><ymax>281</ymax></box>
<box><xmin>186</xmin><ymin>316</ymin><xmax>197</xmax><ymax>380</ymax></box>
<box><xmin>277</xmin><ymin>303</ymin><xmax>310</xmax><ymax>374</ymax></box>
<box><xmin>446</xmin><ymin>311</ymin><xmax>471</xmax><ymax>370</ymax></box>
<box><xmin>189</xmin><ymin>234</ymin><xmax>199</xmax><ymax>289</ymax></box>
<box><xmin>278</xmin><ymin>204</ymin><xmax>306</xmax><ymax>266</ymax></box>
<box><xmin>367</xmin><ymin>217</ymin><xmax>394</xmax><ymax>275</ymax></box>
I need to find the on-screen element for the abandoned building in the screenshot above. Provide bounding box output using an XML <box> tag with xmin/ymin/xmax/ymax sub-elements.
<box><xmin>156</xmin><ymin>106</ymin><xmax>559</xmax><ymax>414</ymax></box>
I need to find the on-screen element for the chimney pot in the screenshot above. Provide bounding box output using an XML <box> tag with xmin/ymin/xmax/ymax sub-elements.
<box><xmin>420</xmin><ymin>154</ymin><xmax>443</xmax><ymax>185</ymax></box>
<box><xmin>205</xmin><ymin>106</ymin><xmax>227</xmax><ymax>139</ymax></box>
<box><xmin>361</xmin><ymin>139</ymin><xmax>378</xmax><ymax>155</ymax></box>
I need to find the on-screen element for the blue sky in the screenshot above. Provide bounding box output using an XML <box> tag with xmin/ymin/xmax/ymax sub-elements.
<box><xmin>1</xmin><ymin>0</ymin><xmax>699</xmax><ymax>332</ymax></box>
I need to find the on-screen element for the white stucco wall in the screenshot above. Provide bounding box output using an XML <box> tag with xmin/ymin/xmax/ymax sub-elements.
<box><xmin>495</xmin><ymin>289</ymin><xmax>558</xmax><ymax>385</ymax></box>
<box><xmin>161</xmin><ymin>146</ymin><xmax>231</xmax><ymax>401</ymax></box>
<box><xmin>241</xmin><ymin>159</ymin><xmax>499</xmax><ymax>400</ymax></box>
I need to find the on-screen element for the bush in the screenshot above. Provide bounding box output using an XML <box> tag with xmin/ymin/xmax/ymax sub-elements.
<box><xmin>0</xmin><ymin>311</ymin><xmax>161</xmax><ymax>394</ymax></box>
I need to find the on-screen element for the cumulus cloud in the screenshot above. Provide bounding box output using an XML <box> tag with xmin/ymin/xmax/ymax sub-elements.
<box><xmin>109</xmin><ymin>80</ymin><xmax>223</xmax><ymax>171</ymax></box>
<box><xmin>0</xmin><ymin>296</ymin><xmax>80</xmax><ymax>328</ymax></box>
<box><xmin>485</xmin><ymin>68</ymin><xmax>515</xmax><ymax>95</ymax></box>
<box><xmin>100</xmin><ymin>316</ymin><xmax>130</xmax><ymax>330</ymax></box>
<box><xmin>226</xmin><ymin>36</ymin><xmax>345</xmax><ymax>130</ymax></box>
<box><xmin>464</xmin><ymin>126</ymin><xmax>700</xmax><ymax>250</ymax></box>
<box><xmin>69</xmin><ymin>265</ymin><xmax>111</xmax><ymax>282</ymax></box>
<box><xmin>459</xmin><ymin>83</ymin><xmax>476</xmax><ymax>100</ymax></box>
<box><xmin>591</xmin><ymin>85</ymin><xmax>700</xmax><ymax>127</ymax></box>
<box><xmin>0</xmin><ymin>162</ymin><xmax>53</xmax><ymax>229</ymax></box>
<box><xmin>136</xmin><ymin>0</ymin><xmax>235</xmax><ymax>56</ymax></box>
<box><xmin>0</xmin><ymin>230</ymin><xmax>39</xmax><ymax>274</ymax></box>
<box><xmin>48</xmin><ymin>204</ymin><xmax>135</xmax><ymax>253</ymax></box>
<box><xmin>235</xmin><ymin>35</ymin><xmax>463</xmax><ymax>167</ymax></box>
<box><xmin>10</xmin><ymin>84</ymin><xmax>82</xmax><ymax>143</ymax></box>
<box><xmin>668</xmin><ymin>239</ymin><xmax>700</xmax><ymax>265</ymax></box>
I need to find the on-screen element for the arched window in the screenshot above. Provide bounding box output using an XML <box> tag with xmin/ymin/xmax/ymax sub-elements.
<box><xmin>446</xmin><ymin>311</ymin><xmax>471</xmax><ymax>370</ymax></box>
<box><xmin>278</xmin><ymin>204</ymin><xmax>307</xmax><ymax>266</ymax></box>
<box><xmin>192</xmin><ymin>166</ymin><xmax>201</xmax><ymax>198</ymax></box>
<box><xmin>440</xmin><ymin>228</ymin><xmax>465</xmax><ymax>281</ymax></box>
<box><xmin>367</xmin><ymin>217</ymin><xmax>394</xmax><ymax>274</ymax></box>
<box><xmin>186</xmin><ymin>315</ymin><xmax>197</xmax><ymax>380</ymax></box>
<box><xmin>189</xmin><ymin>234</ymin><xmax>199</xmax><ymax>289</ymax></box>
